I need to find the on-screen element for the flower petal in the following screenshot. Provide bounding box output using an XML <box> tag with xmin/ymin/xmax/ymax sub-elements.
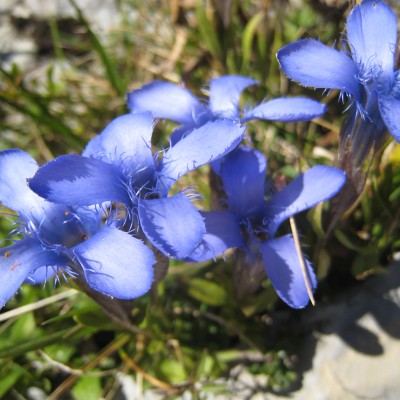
<box><xmin>29</xmin><ymin>155</ymin><xmax>130</xmax><ymax>206</ymax></box>
<box><xmin>260</xmin><ymin>235</ymin><xmax>317</xmax><ymax>309</ymax></box>
<box><xmin>266</xmin><ymin>165</ymin><xmax>346</xmax><ymax>236</ymax></box>
<box><xmin>127</xmin><ymin>81</ymin><xmax>209</xmax><ymax>126</ymax></box>
<box><xmin>347</xmin><ymin>0</ymin><xmax>397</xmax><ymax>78</ymax></box>
<box><xmin>24</xmin><ymin>266</ymin><xmax>57</xmax><ymax>285</ymax></box>
<box><xmin>159</xmin><ymin>119</ymin><xmax>245</xmax><ymax>191</ymax></box>
<box><xmin>220</xmin><ymin>146</ymin><xmax>267</xmax><ymax>218</ymax></box>
<box><xmin>0</xmin><ymin>238</ymin><xmax>67</xmax><ymax>308</ymax></box>
<box><xmin>0</xmin><ymin>149</ymin><xmax>47</xmax><ymax>222</ymax></box>
<box><xmin>186</xmin><ymin>211</ymin><xmax>244</xmax><ymax>262</ymax></box>
<box><xmin>0</xmin><ymin>150</ymin><xmax>100</xmax><ymax>246</ymax></box>
<box><xmin>242</xmin><ymin>97</ymin><xmax>326</xmax><ymax>122</ymax></box>
<box><xmin>169</xmin><ymin>126</ymin><xmax>194</xmax><ymax>146</ymax></box>
<box><xmin>379</xmin><ymin>94</ymin><xmax>400</xmax><ymax>143</ymax></box>
<box><xmin>73</xmin><ymin>226</ymin><xmax>155</xmax><ymax>299</ymax></box>
<box><xmin>138</xmin><ymin>193</ymin><xmax>205</xmax><ymax>259</ymax></box>
<box><xmin>209</xmin><ymin>75</ymin><xmax>257</xmax><ymax>119</ymax></box>
<box><xmin>83</xmin><ymin>113</ymin><xmax>156</xmax><ymax>187</ymax></box>
<box><xmin>277</xmin><ymin>39</ymin><xmax>360</xmax><ymax>100</ymax></box>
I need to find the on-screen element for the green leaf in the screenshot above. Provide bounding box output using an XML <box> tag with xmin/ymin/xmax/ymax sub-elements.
<box><xmin>351</xmin><ymin>253</ymin><xmax>381</xmax><ymax>278</ymax></box>
<box><xmin>241</xmin><ymin>11</ymin><xmax>264</xmax><ymax>72</ymax></box>
<box><xmin>195</xmin><ymin>351</ymin><xmax>216</xmax><ymax>378</ymax></box>
<box><xmin>10</xmin><ymin>312</ymin><xmax>38</xmax><ymax>342</ymax></box>
<box><xmin>0</xmin><ymin>326</ymin><xmax>85</xmax><ymax>358</ymax></box>
<box><xmin>0</xmin><ymin>312</ymin><xmax>42</xmax><ymax>352</ymax></box>
<box><xmin>187</xmin><ymin>278</ymin><xmax>227</xmax><ymax>306</ymax></box>
<box><xmin>389</xmin><ymin>186</ymin><xmax>400</xmax><ymax>202</ymax></box>
<box><xmin>334</xmin><ymin>230</ymin><xmax>373</xmax><ymax>254</ymax></box>
<box><xmin>159</xmin><ymin>358</ymin><xmax>187</xmax><ymax>383</ymax></box>
<box><xmin>278</xmin><ymin>165</ymin><xmax>298</xmax><ymax>179</ymax></box>
<box><xmin>0</xmin><ymin>363</ymin><xmax>25</xmax><ymax>397</ymax></box>
<box><xmin>42</xmin><ymin>303</ymin><xmax>101</xmax><ymax>325</ymax></box>
<box><xmin>73</xmin><ymin>307</ymin><xmax>118</xmax><ymax>330</ymax></box>
<box><xmin>48</xmin><ymin>18</ymin><xmax>65</xmax><ymax>61</ymax></box>
<box><xmin>307</xmin><ymin>202</ymin><xmax>326</xmax><ymax>238</ymax></box>
<box><xmin>72</xmin><ymin>375</ymin><xmax>102</xmax><ymax>400</ymax></box>
<box><xmin>196</xmin><ymin>2</ymin><xmax>222</xmax><ymax>60</ymax></box>
<box><xmin>69</xmin><ymin>0</ymin><xmax>124</xmax><ymax>96</ymax></box>
<box><xmin>0</xmin><ymin>90</ymin><xmax>83</xmax><ymax>151</ymax></box>
<box><xmin>215</xmin><ymin>349</ymin><xmax>244</xmax><ymax>363</ymax></box>
<box><xmin>44</xmin><ymin>343</ymin><xmax>77</xmax><ymax>364</ymax></box>
<box><xmin>240</xmin><ymin>289</ymin><xmax>277</xmax><ymax>317</ymax></box>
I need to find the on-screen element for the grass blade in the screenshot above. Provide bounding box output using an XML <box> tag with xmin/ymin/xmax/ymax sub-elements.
<box><xmin>69</xmin><ymin>0</ymin><xmax>124</xmax><ymax>96</ymax></box>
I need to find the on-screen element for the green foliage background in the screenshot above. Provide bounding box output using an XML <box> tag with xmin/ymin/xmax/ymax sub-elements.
<box><xmin>1</xmin><ymin>0</ymin><xmax>400</xmax><ymax>398</ymax></box>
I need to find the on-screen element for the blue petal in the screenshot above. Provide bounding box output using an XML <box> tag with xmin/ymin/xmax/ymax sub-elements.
<box><xmin>159</xmin><ymin>119</ymin><xmax>245</xmax><ymax>192</ymax></box>
<box><xmin>43</xmin><ymin>205</ymin><xmax>105</xmax><ymax>249</ymax></box>
<box><xmin>0</xmin><ymin>149</ymin><xmax>48</xmax><ymax>222</ymax></box>
<box><xmin>259</xmin><ymin>235</ymin><xmax>317</xmax><ymax>309</ymax></box>
<box><xmin>209</xmin><ymin>75</ymin><xmax>257</xmax><ymax>119</ymax></box>
<box><xmin>138</xmin><ymin>193</ymin><xmax>205</xmax><ymax>259</ymax></box>
<box><xmin>127</xmin><ymin>81</ymin><xmax>209</xmax><ymax>126</ymax></box>
<box><xmin>277</xmin><ymin>39</ymin><xmax>360</xmax><ymax>100</ymax></box>
<box><xmin>67</xmin><ymin>205</ymin><xmax>103</xmax><ymax>238</ymax></box>
<box><xmin>379</xmin><ymin>94</ymin><xmax>400</xmax><ymax>143</ymax></box>
<box><xmin>0</xmin><ymin>150</ymin><xmax>102</xmax><ymax>245</ymax></box>
<box><xmin>220</xmin><ymin>146</ymin><xmax>267</xmax><ymax>218</ymax></box>
<box><xmin>242</xmin><ymin>97</ymin><xmax>326</xmax><ymax>122</ymax></box>
<box><xmin>29</xmin><ymin>155</ymin><xmax>131</xmax><ymax>206</ymax></box>
<box><xmin>347</xmin><ymin>0</ymin><xmax>397</xmax><ymax>79</ymax></box>
<box><xmin>169</xmin><ymin>126</ymin><xmax>196</xmax><ymax>146</ymax></box>
<box><xmin>83</xmin><ymin>113</ymin><xmax>156</xmax><ymax>187</ymax></box>
<box><xmin>266</xmin><ymin>165</ymin><xmax>346</xmax><ymax>236</ymax></box>
<box><xmin>0</xmin><ymin>239</ymin><xmax>67</xmax><ymax>308</ymax></box>
<box><xmin>24</xmin><ymin>266</ymin><xmax>57</xmax><ymax>285</ymax></box>
<box><xmin>186</xmin><ymin>211</ymin><xmax>244</xmax><ymax>262</ymax></box>
<box><xmin>73</xmin><ymin>226</ymin><xmax>155</xmax><ymax>299</ymax></box>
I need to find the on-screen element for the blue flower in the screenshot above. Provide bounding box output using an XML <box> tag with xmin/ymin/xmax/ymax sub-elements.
<box><xmin>186</xmin><ymin>146</ymin><xmax>346</xmax><ymax>308</ymax></box>
<box><xmin>29</xmin><ymin>112</ymin><xmax>245</xmax><ymax>260</ymax></box>
<box><xmin>127</xmin><ymin>75</ymin><xmax>326</xmax><ymax>143</ymax></box>
<box><xmin>0</xmin><ymin>149</ymin><xmax>156</xmax><ymax>308</ymax></box>
<box><xmin>277</xmin><ymin>0</ymin><xmax>400</xmax><ymax>162</ymax></box>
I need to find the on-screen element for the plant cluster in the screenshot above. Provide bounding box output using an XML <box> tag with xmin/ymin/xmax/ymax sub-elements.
<box><xmin>1</xmin><ymin>0</ymin><xmax>400</xmax><ymax>398</ymax></box>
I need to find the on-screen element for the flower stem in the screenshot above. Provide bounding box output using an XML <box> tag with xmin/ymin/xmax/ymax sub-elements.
<box><xmin>289</xmin><ymin>216</ymin><xmax>315</xmax><ymax>306</ymax></box>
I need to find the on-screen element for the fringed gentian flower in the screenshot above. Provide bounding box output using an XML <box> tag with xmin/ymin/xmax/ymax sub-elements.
<box><xmin>0</xmin><ymin>149</ymin><xmax>156</xmax><ymax>309</ymax></box>
<box><xmin>277</xmin><ymin>0</ymin><xmax>400</xmax><ymax>164</ymax></box>
<box><xmin>187</xmin><ymin>146</ymin><xmax>346</xmax><ymax>308</ymax></box>
<box><xmin>29</xmin><ymin>112</ymin><xmax>245</xmax><ymax>260</ymax></box>
<box><xmin>127</xmin><ymin>75</ymin><xmax>327</xmax><ymax>144</ymax></box>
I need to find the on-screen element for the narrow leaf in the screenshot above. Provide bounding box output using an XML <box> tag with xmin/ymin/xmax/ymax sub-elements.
<box><xmin>241</xmin><ymin>11</ymin><xmax>264</xmax><ymax>72</ymax></box>
<box><xmin>196</xmin><ymin>2</ymin><xmax>222</xmax><ymax>60</ymax></box>
<box><xmin>188</xmin><ymin>278</ymin><xmax>227</xmax><ymax>306</ymax></box>
<box><xmin>69</xmin><ymin>0</ymin><xmax>124</xmax><ymax>96</ymax></box>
